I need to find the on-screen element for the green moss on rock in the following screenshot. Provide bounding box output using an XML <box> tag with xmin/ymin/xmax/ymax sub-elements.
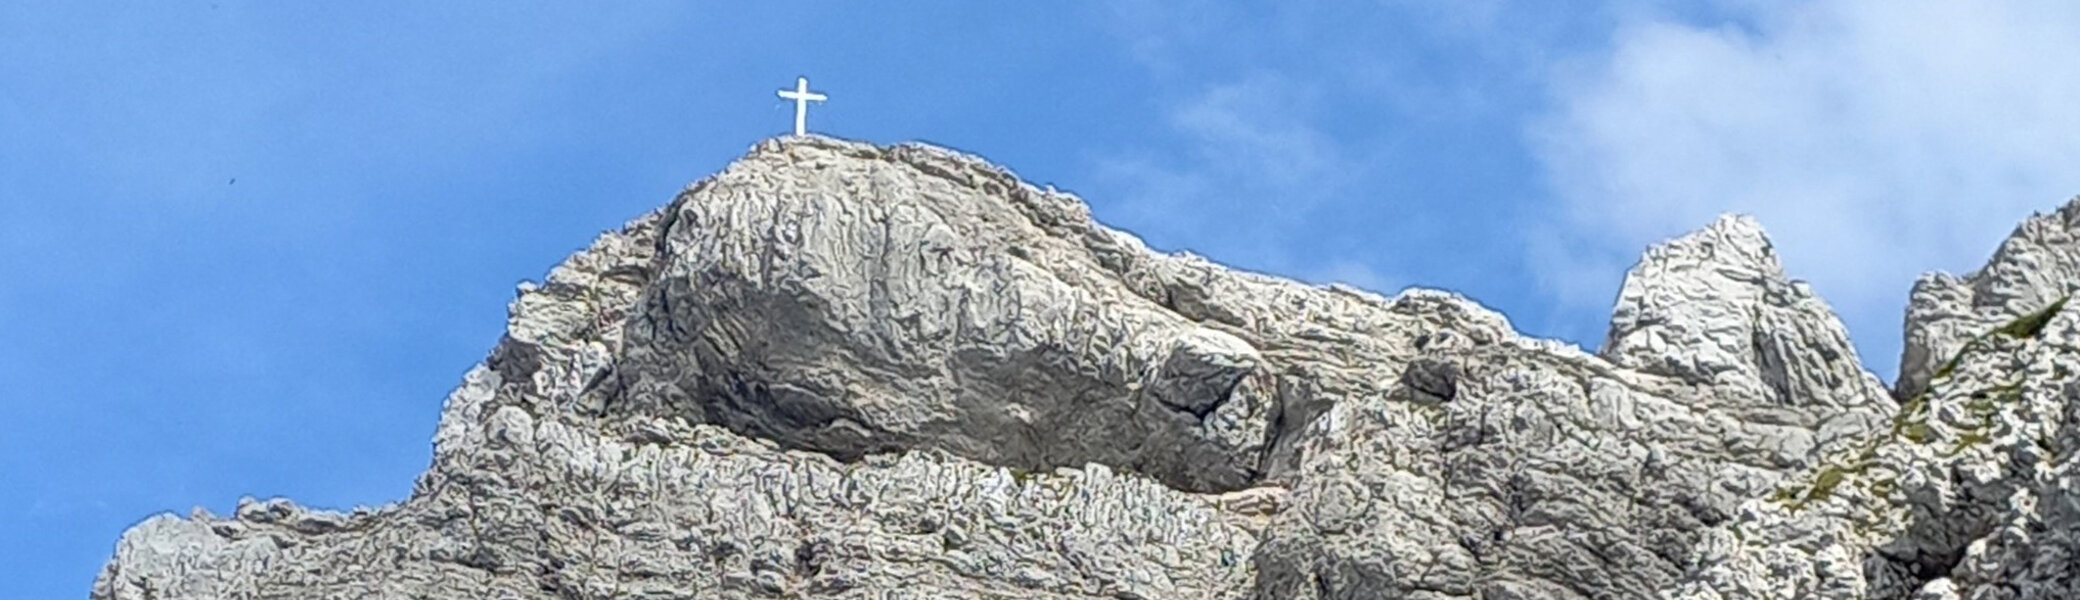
<box><xmin>1807</xmin><ymin>468</ymin><xmax>1846</xmax><ymax>503</ymax></box>
<box><xmin>1901</xmin><ymin>422</ymin><xmax>1933</xmax><ymax>444</ymax></box>
<box><xmin>1996</xmin><ymin>296</ymin><xmax>2068</xmax><ymax>339</ymax></box>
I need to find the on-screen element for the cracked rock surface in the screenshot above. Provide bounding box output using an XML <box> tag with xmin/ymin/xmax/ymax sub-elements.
<box><xmin>1898</xmin><ymin>201</ymin><xmax>2080</xmax><ymax>400</ymax></box>
<box><xmin>1673</xmin><ymin>199</ymin><xmax>2080</xmax><ymax>600</ymax></box>
<box><xmin>85</xmin><ymin>137</ymin><xmax>2080</xmax><ymax>599</ymax></box>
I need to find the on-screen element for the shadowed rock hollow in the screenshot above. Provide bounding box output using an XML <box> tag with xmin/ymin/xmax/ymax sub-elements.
<box><xmin>88</xmin><ymin>136</ymin><xmax>2080</xmax><ymax>599</ymax></box>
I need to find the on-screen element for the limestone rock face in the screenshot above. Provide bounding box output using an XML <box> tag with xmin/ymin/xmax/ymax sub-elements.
<box><xmin>83</xmin><ymin>136</ymin><xmax>2079</xmax><ymax>599</ymax></box>
<box><xmin>613</xmin><ymin>142</ymin><xmax>1283</xmax><ymax>493</ymax></box>
<box><xmin>1670</xmin><ymin>200</ymin><xmax>2080</xmax><ymax>600</ymax></box>
<box><xmin>1898</xmin><ymin>199</ymin><xmax>2080</xmax><ymax>399</ymax></box>
<box><xmin>1604</xmin><ymin>215</ymin><xmax>1892</xmax><ymax>431</ymax></box>
<box><xmin>1670</xmin><ymin>298</ymin><xmax>2080</xmax><ymax>600</ymax></box>
<box><xmin>1249</xmin><ymin>215</ymin><xmax>1893</xmax><ymax>599</ymax></box>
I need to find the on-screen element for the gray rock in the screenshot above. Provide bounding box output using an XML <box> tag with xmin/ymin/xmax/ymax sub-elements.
<box><xmin>1604</xmin><ymin>215</ymin><xmax>1893</xmax><ymax>437</ymax></box>
<box><xmin>94</xmin><ymin>137</ymin><xmax>1510</xmax><ymax>599</ymax></box>
<box><xmin>1250</xmin><ymin>215</ymin><xmax>1891</xmax><ymax>599</ymax></box>
<box><xmin>84</xmin><ymin>136</ymin><xmax>2075</xmax><ymax>599</ymax></box>
<box><xmin>1672</xmin><ymin>199</ymin><xmax>2080</xmax><ymax>600</ymax></box>
<box><xmin>1898</xmin><ymin>198</ymin><xmax>2080</xmax><ymax>399</ymax></box>
<box><xmin>1670</xmin><ymin>295</ymin><xmax>2080</xmax><ymax>600</ymax></box>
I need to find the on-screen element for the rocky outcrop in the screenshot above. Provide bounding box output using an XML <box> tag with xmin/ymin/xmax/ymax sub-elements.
<box><xmin>1246</xmin><ymin>215</ymin><xmax>1895</xmax><ymax>599</ymax></box>
<box><xmin>1670</xmin><ymin>295</ymin><xmax>2080</xmax><ymax>600</ymax></box>
<box><xmin>1897</xmin><ymin>199</ymin><xmax>2080</xmax><ymax>400</ymax></box>
<box><xmin>85</xmin><ymin>136</ymin><xmax>2079</xmax><ymax>599</ymax></box>
<box><xmin>1603</xmin><ymin>215</ymin><xmax>1892</xmax><ymax>438</ymax></box>
<box><xmin>1669</xmin><ymin>199</ymin><xmax>2080</xmax><ymax>600</ymax></box>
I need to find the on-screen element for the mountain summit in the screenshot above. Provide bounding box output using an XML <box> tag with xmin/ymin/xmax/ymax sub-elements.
<box><xmin>92</xmin><ymin>137</ymin><xmax>2080</xmax><ymax>599</ymax></box>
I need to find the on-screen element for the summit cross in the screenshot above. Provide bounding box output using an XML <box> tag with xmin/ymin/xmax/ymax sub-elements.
<box><xmin>776</xmin><ymin>76</ymin><xmax>827</xmax><ymax>136</ymax></box>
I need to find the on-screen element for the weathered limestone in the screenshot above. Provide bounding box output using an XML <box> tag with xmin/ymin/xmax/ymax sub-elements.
<box><xmin>1671</xmin><ymin>199</ymin><xmax>2080</xmax><ymax>600</ymax></box>
<box><xmin>1670</xmin><ymin>297</ymin><xmax>2080</xmax><ymax>600</ymax></box>
<box><xmin>1250</xmin><ymin>215</ymin><xmax>1893</xmax><ymax>599</ymax></box>
<box><xmin>1898</xmin><ymin>199</ymin><xmax>2080</xmax><ymax>400</ymax></box>
<box><xmin>87</xmin><ymin>137</ymin><xmax>2080</xmax><ymax>599</ymax></box>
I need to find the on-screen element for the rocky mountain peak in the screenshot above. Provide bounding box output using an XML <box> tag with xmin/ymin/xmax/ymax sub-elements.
<box><xmin>87</xmin><ymin>137</ymin><xmax>2080</xmax><ymax>600</ymax></box>
<box><xmin>1603</xmin><ymin>214</ymin><xmax>1891</xmax><ymax>442</ymax></box>
<box><xmin>1604</xmin><ymin>214</ymin><xmax>1795</xmax><ymax>379</ymax></box>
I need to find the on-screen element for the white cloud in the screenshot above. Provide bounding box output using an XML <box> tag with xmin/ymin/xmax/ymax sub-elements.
<box><xmin>1533</xmin><ymin>0</ymin><xmax>2080</xmax><ymax>375</ymax></box>
<box><xmin>1169</xmin><ymin>77</ymin><xmax>1350</xmax><ymax>193</ymax></box>
<box><xmin>1089</xmin><ymin>74</ymin><xmax>1357</xmax><ymax>271</ymax></box>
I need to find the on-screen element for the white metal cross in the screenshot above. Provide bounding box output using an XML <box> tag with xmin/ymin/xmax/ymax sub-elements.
<box><xmin>776</xmin><ymin>76</ymin><xmax>827</xmax><ymax>136</ymax></box>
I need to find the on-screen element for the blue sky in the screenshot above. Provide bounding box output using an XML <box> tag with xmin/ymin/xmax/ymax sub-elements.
<box><xmin>8</xmin><ymin>2</ymin><xmax>2080</xmax><ymax>597</ymax></box>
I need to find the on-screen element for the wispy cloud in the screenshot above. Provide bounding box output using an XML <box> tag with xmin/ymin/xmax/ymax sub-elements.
<box><xmin>1082</xmin><ymin>19</ymin><xmax>1369</xmax><ymax>277</ymax></box>
<box><xmin>1092</xmin><ymin>74</ymin><xmax>1354</xmax><ymax>251</ymax></box>
<box><xmin>1081</xmin><ymin>1</ymin><xmax>1514</xmax><ymax>289</ymax></box>
<box><xmin>1531</xmin><ymin>0</ymin><xmax>2080</xmax><ymax>374</ymax></box>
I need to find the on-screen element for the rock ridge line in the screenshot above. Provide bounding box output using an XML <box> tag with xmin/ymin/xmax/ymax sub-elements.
<box><xmin>88</xmin><ymin>135</ymin><xmax>2080</xmax><ymax>599</ymax></box>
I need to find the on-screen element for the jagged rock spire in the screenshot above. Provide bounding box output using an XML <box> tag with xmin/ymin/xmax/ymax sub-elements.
<box><xmin>1603</xmin><ymin>214</ymin><xmax>1893</xmax><ymax>450</ymax></box>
